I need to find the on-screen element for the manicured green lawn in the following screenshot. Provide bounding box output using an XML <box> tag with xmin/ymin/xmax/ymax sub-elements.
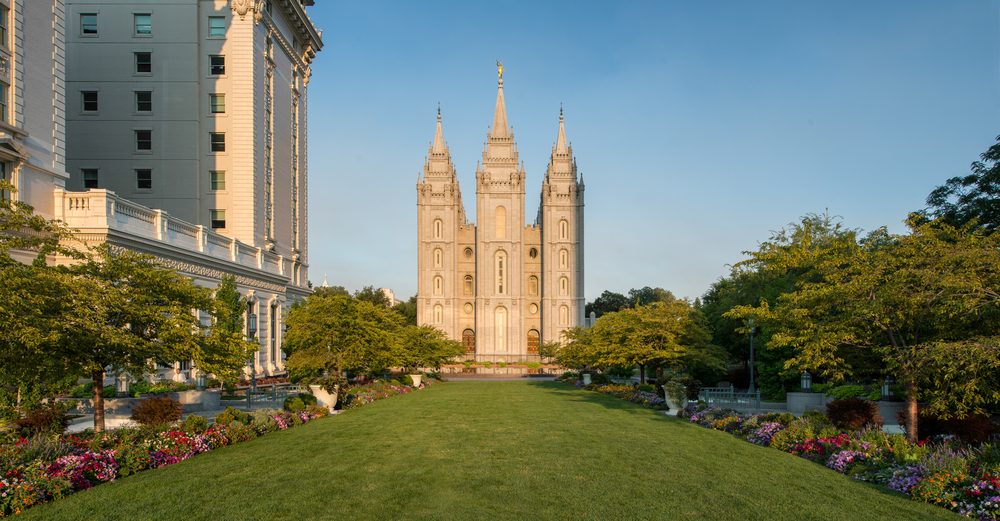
<box><xmin>25</xmin><ymin>381</ymin><xmax>956</xmax><ymax>520</ymax></box>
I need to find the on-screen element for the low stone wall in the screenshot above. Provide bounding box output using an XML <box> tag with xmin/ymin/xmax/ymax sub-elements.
<box><xmin>786</xmin><ymin>392</ymin><xmax>829</xmax><ymax>414</ymax></box>
<box><xmin>65</xmin><ymin>390</ymin><xmax>222</xmax><ymax>415</ymax></box>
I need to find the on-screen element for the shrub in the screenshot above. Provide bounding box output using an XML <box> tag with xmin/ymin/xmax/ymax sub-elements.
<box><xmin>825</xmin><ymin>384</ymin><xmax>867</xmax><ymax>400</ymax></box>
<box><xmin>589</xmin><ymin>373</ymin><xmax>612</xmax><ymax>385</ymax></box>
<box><xmin>283</xmin><ymin>396</ymin><xmax>305</xmax><ymax>412</ymax></box>
<box><xmin>130</xmin><ymin>396</ymin><xmax>183</xmax><ymax>427</ymax></box>
<box><xmin>15</xmin><ymin>406</ymin><xmax>69</xmax><ymax>436</ymax></box>
<box><xmin>181</xmin><ymin>414</ymin><xmax>209</xmax><ymax>433</ymax></box>
<box><xmin>114</xmin><ymin>443</ymin><xmax>152</xmax><ymax>477</ymax></box>
<box><xmin>250</xmin><ymin>411</ymin><xmax>278</xmax><ymax>434</ymax></box>
<box><xmin>225</xmin><ymin>421</ymin><xmax>257</xmax><ymax>443</ymax></box>
<box><xmin>636</xmin><ymin>383</ymin><xmax>656</xmax><ymax>393</ymax></box>
<box><xmin>757</xmin><ymin>412</ymin><xmax>797</xmax><ymax>427</ymax></box>
<box><xmin>826</xmin><ymin>398</ymin><xmax>882</xmax><ymax>430</ymax></box>
<box><xmin>214</xmin><ymin>406</ymin><xmax>251</xmax><ymax>426</ymax></box>
<box><xmin>896</xmin><ymin>409</ymin><xmax>996</xmax><ymax>443</ymax></box>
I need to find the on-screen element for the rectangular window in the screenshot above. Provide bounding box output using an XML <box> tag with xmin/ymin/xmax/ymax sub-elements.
<box><xmin>81</xmin><ymin>13</ymin><xmax>97</xmax><ymax>36</ymax></box>
<box><xmin>135</xmin><ymin>169</ymin><xmax>152</xmax><ymax>189</ymax></box>
<box><xmin>135</xmin><ymin>91</ymin><xmax>152</xmax><ymax>112</ymax></box>
<box><xmin>210</xmin><ymin>94</ymin><xmax>225</xmax><ymax>114</ymax></box>
<box><xmin>0</xmin><ymin>162</ymin><xmax>8</xmax><ymax>201</ymax></box>
<box><xmin>135</xmin><ymin>130</ymin><xmax>152</xmax><ymax>151</ymax></box>
<box><xmin>210</xmin><ymin>170</ymin><xmax>225</xmax><ymax>190</ymax></box>
<box><xmin>134</xmin><ymin>14</ymin><xmax>151</xmax><ymax>36</ymax></box>
<box><xmin>82</xmin><ymin>169</ymin><xmax>98</xmax><ymax>189</ymax></box>
<box><xmin>208</xmin><ymin>16</ymin><xmax>226</xmax><ymax>37</ymax></box>
<box><xmin>0</xmin><ymin>6</ymin><xmax>9</xmax><ymax>48</ymax></box>
<box><xmin>210</xmin><ymin>209</ymin><xmax>225</xmax><ymax>229</ymax></box>
<box><xmin>210</xmin><ymin>132</ymin><xmax>225</xmax><ymax>152</ymax></box>
<box><xmin>134</xmin><ymin>52</ymin><xmax>151</xmax><ymax>73</ymax></box>
<box><xmin>81</xmin><ymin>91</ymin><xmax>98</xmax><ymax>112</ymax></box>
<box><xmin>209</xmin><ymin>55</ymin><xmax>225</xmax><ymax>75</ymax></box>
<box><xmin>0</xmin><ymin>81</ymin><xmax>8</xmax><ymax>123</ymax></box>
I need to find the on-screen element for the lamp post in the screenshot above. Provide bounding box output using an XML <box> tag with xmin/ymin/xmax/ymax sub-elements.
<box><xmin>746</xmin><ymin>318</ymin><xmax>758</xmax><ymax>393</ymax></box>
<box><xmin>881</xmin><ymin>376</ymin><xmax>894</xmax><ymax>399</ymax></box>
<box><xmin>247</xmin><ymin>311</ymin><xmax>257</xmax><ymax>410</ymax></box>
<box><xmin>800</xmin><ymin>371</ymin><xmax>812</xmax><ymax>392</ymax></box>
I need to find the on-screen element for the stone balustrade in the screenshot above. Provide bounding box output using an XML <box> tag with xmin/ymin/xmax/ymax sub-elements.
<box><xmin>53</xmin><ymin>188</ymin><xmax>292</xmax><ymax>282</ymax></box>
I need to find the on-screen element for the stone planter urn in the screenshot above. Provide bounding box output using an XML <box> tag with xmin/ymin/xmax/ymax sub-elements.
<box><xmin>582</xmin><ymin>373</ymin><xmax>592</xmax><ymax>385</ymax></box>
<box><xmin>665</xmin><ymin>396</ymin><xmax>688</xmax><ymax>416</ymax></box>
<box><xmin>409</xmin><ymin>374</ymin><xmax>423</xmax><ymax>387</ymax></box>
<box><xmin>169</xmin><ymin>390</ymin><xmax>221</xmax><ymax>412</ymax></box>
<box><xmin>309</xmin><ymin>385</ymin><xmax>339</xmax><ymax>411</ymax></box>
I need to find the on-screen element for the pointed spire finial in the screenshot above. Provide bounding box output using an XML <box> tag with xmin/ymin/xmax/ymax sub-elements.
<box><xmin>432</xmin><ymin>105</ymin><xmax>447</xmax><ymax>154</ymax></box>
<box><xmin>555</xmin><ymin>105</ymin><xmax>568</xmax><ymax>153</ymax></box>
<box><xmin>490</xmin><ymin>62</ymin><xmax>509</xmax><ymax>138</ymax></box>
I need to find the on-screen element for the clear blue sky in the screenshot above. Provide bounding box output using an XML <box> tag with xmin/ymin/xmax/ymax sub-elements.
<box><xmin>305</xmin><ymin>1</ymin><xmax>1000</xmax><ymax>301</ymax></box>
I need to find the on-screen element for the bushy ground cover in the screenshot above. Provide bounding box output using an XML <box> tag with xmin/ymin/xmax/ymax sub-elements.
<box><xmin>19</xmin><ymin>381</ymin><xmax>956</xmax><ymax>520</ymax></box>
<box><xmin>682</xmin><ymin>403</ymin><xmax>1000</xmax><ymax>520</ymax></box>
<box><xmin>1</xmin><ymin>377</ymin><xmax>428</xmax><ymax>517</ymax></box>
<box><xmin>0</xmin><ymin>408</ymin><xmax>327</xmax><ymax>516</ymax></box>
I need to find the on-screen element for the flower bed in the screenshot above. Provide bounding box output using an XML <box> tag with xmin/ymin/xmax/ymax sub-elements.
<box><xmin>0</xmin><ymin>408</ymin><xmax>327</xmax><ymax>517</ymax></box>
<box><xmin>682</xmin><ymin>403</ymin><xmax>1000</xmax><ymax>520</ymax></box>
<box><xmin>579</xmin><ymin>383</ymin><xmax>667</xmax><ymax>410</ymax></box>
<box><xmin>340</xmin><ymin>378</ymin><xmax>435</xmax><ymax>409</ymax></box>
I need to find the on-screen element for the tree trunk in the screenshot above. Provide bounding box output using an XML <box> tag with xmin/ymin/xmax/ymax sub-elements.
<box><xmin>92</xmin><ymin>368</ymin><xmax>106</xmax><ymax>433</ymax></box>
<box><xmin>638</xmin><ymin>364</ymin><xmax>646</xmax><ymax>384</ymax></box>
<box><xmin>905</xmin><ymin>376</ymin><xmax>918</xmax><ymax>442</ymax></box>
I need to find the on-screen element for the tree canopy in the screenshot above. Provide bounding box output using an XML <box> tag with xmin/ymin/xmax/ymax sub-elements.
<box><xmin>922</xmin><ymin>134</ymin><xmax>1000</xmax><ymax>233</ymax></box>
<box><xmin>727</xmin><ymin>217</ymin><xmax>1000</xmax><ymax>440</ymax></box>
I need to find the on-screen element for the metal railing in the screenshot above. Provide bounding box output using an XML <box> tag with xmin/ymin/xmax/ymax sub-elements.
<box><xmin>698</xmin><ymin>387</ymin><xmax>762</xmax><ymax>410</ymax></box>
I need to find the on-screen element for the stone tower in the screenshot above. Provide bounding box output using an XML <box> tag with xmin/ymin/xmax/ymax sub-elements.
<box><xmin>417</xmin><ymin>66</ymin><xmax>584</xmax><ymax>361</ymax></box>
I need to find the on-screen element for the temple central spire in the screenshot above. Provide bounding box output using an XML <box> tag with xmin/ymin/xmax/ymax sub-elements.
<box><xmin>490</xmin><ymin>63</ymin><xmax>510</xmax><ymax>139</ymax></box>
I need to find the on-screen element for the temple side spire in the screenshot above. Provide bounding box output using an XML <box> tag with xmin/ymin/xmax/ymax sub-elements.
<box><xmin>555</xmin><ymin>104</ymin><xmax>568</xmax><ymax>154</ymax></box>
<box><xmin>432</xmin><ymin>104</ymin><xmax>447</xmax><ymax>154</ymax></box>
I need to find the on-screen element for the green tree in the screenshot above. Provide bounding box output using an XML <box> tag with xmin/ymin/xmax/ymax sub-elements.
<box><xmin>702</xmin><ymin>213</ymin><xmax>858</xmax><ymax>397</ymax></box>
<box><xmin>587</xmin><ymin>300</ymin><xmax>724</xmax><ymax>384</ymax></box>
<box><xmin>729</xmin><ymin>218</ymin><xmax>1000</xmax><ymax>440</ymax></box>
<box><xmin>354</xmin><ymin>285</ymin><xmax>392</xmax><ymax>307</ymax></box>
<box><xmin>284</xmin><ymin>294</ymin><xmax>403</xmax><ymax>387</ymax></box>
<box><xmin>922</xmin><ymin>134</ymin><xmax>1000</xmax><ymax>233</ymax></box>
<box><xmin>584</xmin><ymin>290</ymin><xmax>629</xmax><ymax>319</ymax></box>
<box><xmin>64</xmin><ymin>246</ymin><xmax>213</xmax><ymax>431</ymax></box>
<box><xmin>197</xmin><ymin>275</ymin><xmax>257</xmax><ymax>384</ymax></box>
<box><xmin>312</xmin><ymin>285</ymin><xmax>350</xmax><ymax>298</ymax></box>
<box><xmin>393</xmin><ymin>295</ymin><xmax>418</xmax><ymax>325</ymax></box>
<box><xmin>395</xmin><ymin>325</ymin><xmax>463</xmax><ymax>373</ymax></box>
<box><xmin>627</xmin><ymin>287</ymin><xmax>675</xmax><ymax>307</ymax></box>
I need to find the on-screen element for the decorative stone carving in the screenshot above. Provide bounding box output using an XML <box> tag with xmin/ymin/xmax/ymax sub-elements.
<box><xmin>231</xmin><ymin>0</ymin><xmax>264</xmax><ymax>23</ymax></box>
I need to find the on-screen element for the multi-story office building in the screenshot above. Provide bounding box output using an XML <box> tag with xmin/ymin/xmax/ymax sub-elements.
<box><xmin>0</xmin><ymin>1</ymin><xmax>323</xmax><ymax>377</ymax></box>
<box><xmin>0</xmin><ymin>0</ymin><xmax>70</xmax><ymax>233</ymax></box>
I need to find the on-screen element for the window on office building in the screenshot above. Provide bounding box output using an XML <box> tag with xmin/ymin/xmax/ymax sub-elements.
<box><xmin>210</xmin><ymin>171</ymin><xmax>225</xmax><ymax>190</ymax></box>
<box><xmin>135</xmin><ymin>130</ymin><xmax>152</xmax><ymax>151</ymax></box>
<box><xmin>135</xmin><ymin>91</ymin><xmax>152</xmax><ymax>112</ymax></box>
<box><xmin>81</xmin><ymin>91</ymin><xmax>98</xmax><ymax>112</ymax></box>
<box><xmin>134</xmin><ymin>14</ymin><xmax>151</xmax><ymax>36</ymax></box>
<box><xmin>134</xmin><ymin>52</ymin><xmax>151</xmax><ymax>73</ymax></box>
<box><xmin>210</xmin><ymin>209</ymin><xmax>226</xmax><ymax>229</ymax></box>
<box><xmin>209</xmin><ymin>55</ymin><xmax>225</xmax><ymax>75</ymax></box>
<box><xmin>135</xmin><ymin>169</ymin><xmax>152</xmax><ymax>189</ymax></box>
<box><xmin>82</xmin><ymin>169</ymin><xmax>98</xmax><ymax>189</ymax></box>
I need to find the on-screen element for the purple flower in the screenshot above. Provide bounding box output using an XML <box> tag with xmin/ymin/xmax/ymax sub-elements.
<box><xmin>826</xmin><ymin>450</ymin><xmax>867</xmax><ymax>473</ymax></box>
<box><xmin>748</xmin><ymin>422</ymin><xmax>784</xmax><ymax>446</ymax></box>
<box><xmin>887</xmin><ymin>464</ymin><xmax>924</xmax><ymax>495</ymax></box>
